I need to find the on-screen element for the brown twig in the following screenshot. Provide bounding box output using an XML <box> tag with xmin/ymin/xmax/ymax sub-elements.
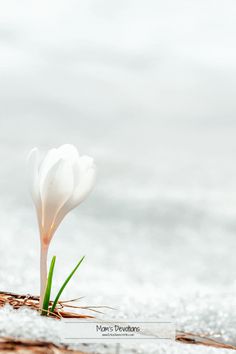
<box><xmin>0</xmin><ymin>337</ymin><xmax>85</xmax><ymax>353</ymax></box>
<box><xmin>0</xmin><ymin>291</ymin><xmax>94</xmax><ymax>319</ymax></box>
<box><xmin>176</xmin><ymin>331</ymin><xmax>236</xmax><ymax>350</ymax></box>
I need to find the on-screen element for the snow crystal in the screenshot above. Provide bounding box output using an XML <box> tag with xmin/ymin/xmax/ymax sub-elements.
<box><xmin>0</xmin><ymin>305</ymin><xmax>60</xmax><ymax>343</ymax></box>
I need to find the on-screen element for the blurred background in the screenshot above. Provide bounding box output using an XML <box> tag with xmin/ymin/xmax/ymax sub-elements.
<box><xmin>0</xmin><ymin>0</ymin><xmax>236</xmax><ymax>350</ymax></box>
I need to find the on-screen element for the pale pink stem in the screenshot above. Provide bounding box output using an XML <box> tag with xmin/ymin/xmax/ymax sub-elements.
<box><xmin>39</xmin><ymin>242</ymin><xmax>49</xmax><ymax>308</ymax></box>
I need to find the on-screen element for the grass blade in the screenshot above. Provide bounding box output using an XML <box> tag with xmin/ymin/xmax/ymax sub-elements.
<box><xmin>42</xmin><ymin>256</ymin><xmax>56</xmax><ymax>316</ymax></box>
<box><xmin>51</xmin><ymin>256</ymin><xmax>85</xmax><ymax>313</ymax></box>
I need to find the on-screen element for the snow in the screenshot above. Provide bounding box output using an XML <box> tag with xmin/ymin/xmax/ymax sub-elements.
<box><xmin>0</xmin><ymin>305</ymin><xmax>60</xmax><ymax>344</ymax></box>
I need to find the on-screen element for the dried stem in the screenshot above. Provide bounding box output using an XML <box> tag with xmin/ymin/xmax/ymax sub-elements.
<box><xmin>0</xmin><ymin>337</ymin><xmax>86</xmax><ymax>353</ymax></box>
<box><xmin>0</xmin><ymin>291</ymin><xmax>95</xmax><ymax>319</ymax></box>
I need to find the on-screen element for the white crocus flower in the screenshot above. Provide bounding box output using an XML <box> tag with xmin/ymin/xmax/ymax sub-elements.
<box><xmin>27</xmin><ymin>144</ymin><xmax>96</xmax><ymax>307</ymax></box>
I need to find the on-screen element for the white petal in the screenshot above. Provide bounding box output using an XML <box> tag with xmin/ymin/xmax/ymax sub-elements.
<box><xmin>38</xmin><ymin>145</ymin><xmax>79</xmax><ymax>190</ymax></box>
<box><xmin>51</xmin><ymin>156</ymin><xmax>96</xmax><ymax>233</ymax></box>
<box><xmin>69</xmin><ymin>156</ymin><xmax>96</xmax><ymax>208</ymax></box>
<box><xmin>57</xmin><ymin>144</ymin><xmax>79</xmax><ymax>163</ymax></box>
<box><xmin>40</xmin><ymin>159</ymin><xmax>74</xmax><ymax>238</ymax></box>
<box><xmin>27</xmin><ymin>147</ymin><xmax>40</xmax><ymax>206</ymax></box>
<box><xmin>39</xmin><ymin>148</ymin><xmax>60</xmax><ymax>191</ymax></box>
<box><xmin>27</xmin><ymin>147</ymin><xmax>43</xmax><ymax>232</ymax></box>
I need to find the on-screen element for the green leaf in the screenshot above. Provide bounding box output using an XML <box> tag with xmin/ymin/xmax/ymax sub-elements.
<box><xmin>42</xmin><ymin>256</ymin><xmax>56</xmax><ymax>316</ymax></box>
<box><xmin>51</xmin><ymin>256</ymin><xmax>85</xmax><ymax>313</ymax></box>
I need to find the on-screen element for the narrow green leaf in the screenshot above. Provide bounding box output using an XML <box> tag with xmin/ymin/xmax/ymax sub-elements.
<box><xmin>42</xmin><ymin>256</ymin><xmax>56</xmax><ymax>316</ymax></box>
<box><xmin>51</xmin><ymin>256</ymin><xmax>85</xmax><ymax>313</ymax></box>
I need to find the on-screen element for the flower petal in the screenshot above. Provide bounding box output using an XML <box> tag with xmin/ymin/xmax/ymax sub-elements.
<box><xmin>27</xmin><ymin>147</ymin><xmax>42</xmax><ymax>231</ymax></box>
<box><xmin>39</xmin><ymin>145</ymin><xmax>79</xmax><ymax>191</ymax></box>
<box><xmin>70</xmin><ymin>156</ymin><xmax>96</xmax><ymax>207</ymax></box>
<box><xmin>27</xmin><ymin>147</ymin><xmax>40</xmax><ymax>205</ymax></box>
<box><xmin>51</xmin><ymin>156</ymin><xmax>96</xmax><ymax>234</ymax></box>
<box><xmin>40</xmin><ymin>159</ymin><xmax>74</xmax><ymax>240</ymax></box>
<box><xmin>57</xmin><ymin>144</ymin><xmax>79</xmax><ymax>163</ymax></box>
<box><xmin>39</xmin><ymin>148</ymin><xmax>60</xmax><ymax>191</ymax></box>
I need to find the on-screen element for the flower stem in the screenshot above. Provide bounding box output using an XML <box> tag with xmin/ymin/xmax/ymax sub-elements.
<box><xmin>39</xmin><ymin>242</ymin><xmax>49</xmax><ymax>308</ymax></box>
